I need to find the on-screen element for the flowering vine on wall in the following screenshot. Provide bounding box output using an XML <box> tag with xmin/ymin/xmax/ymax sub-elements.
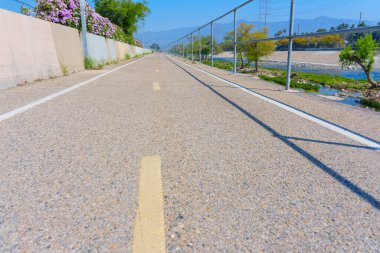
<box><xmin>34</xmin><ymin>0</ymin><xmax>116</xmax><ymax>39</ymax></box>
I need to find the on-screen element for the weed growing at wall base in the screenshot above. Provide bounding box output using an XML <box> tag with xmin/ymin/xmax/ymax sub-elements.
<box><xmin>84</xmin><ymin>57</ymin><xmax>104</xmax><ymax>70</ymax></box>
<box><xmin>125</xmin><ymin>53</ymin><xmax>131</xmax><ymax>60</ymax></box>
<box><xmin>60</xmin><ymin>63</ymin><xmax>69</xmax><ymax>76</ymax></box>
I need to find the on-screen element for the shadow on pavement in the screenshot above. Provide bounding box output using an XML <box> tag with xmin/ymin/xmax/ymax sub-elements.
<box><xmin>285</xmin><ymin>136</ymin><xmax>375</xmax><ymax>150</ymax></box>
<box><xmin>168</xmin><ymin>57</ymin><xmax>380</xmax><ymax>211</ymax></box>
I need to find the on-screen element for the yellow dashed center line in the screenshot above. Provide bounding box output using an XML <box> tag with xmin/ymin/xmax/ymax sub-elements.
<box><xmin>133</xmin><ymin>156</ymin><xmax>166</xmax><ymax>253</ymax></box>
<box><xmin>153</xmin><ymin>82</ymin><xmax>161</xmax><ymax>91</ymax></box>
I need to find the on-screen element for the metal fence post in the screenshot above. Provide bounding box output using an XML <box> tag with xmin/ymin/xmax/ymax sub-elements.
<box><xmin>191</xmin><ymin>33</ymin><xmax>194</xmax><ymax>62</ymax></box>
<box><xmin>211</xmin><ymin>22</ymin><xmax>214</xmax><ymax>68</ymax></box>
<box><xmin>233</xmin><ymin>9</ymin><xmax>237</xmax><ymax>74</ymax></box>
<box><xmin>182</xmin><ymin>38</ymin><xmax>185</xmax><ymax>58</ymax></box>
<box><xmin>186</xmin><ymin>37</ymin><xmax>188</xmax><ymax>59</ymax></box>
<box><xmin>80</xmin><ymin>0</ymin><xmax>88</xmax><ymax>58</ymax></box>
<box><xmin>198</xmin><ymin>29</ymin><xmax>201</xmax><ymax>64</ymax></box>
<box><xmin>286</xmin><ymin>0</ymin><xmax>295</xmax><ymax>90</ymax></box>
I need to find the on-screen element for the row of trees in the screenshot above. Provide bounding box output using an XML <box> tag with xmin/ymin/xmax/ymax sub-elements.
<box><xmin>277</xmin><ymin>35</ymin><xmax>344</xmax><ymax>50</ymax></box>
<box><xmin>172</xmin><ymin>36</ymin><xmax>222</xmax><ymax>61</ymax></box>
<box><xmin>172</xmin><ymin>23</ymin><xmax>275</xmax><ymax>71</ymax></box>
<box><xmin>274</xmin><ymin>21</ymin><xmax>380</xmax><ymax>47</ymax></box>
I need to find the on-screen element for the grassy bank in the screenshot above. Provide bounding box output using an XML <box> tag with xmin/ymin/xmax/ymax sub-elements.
<box><xmin>202</xmin><ymin>59</ymin><xmax>233</xmax><ymax>70</ymax></box>
<box><xmin>199</xmin><ymin>59</ymin><xmax>379</xmax><ymax>110</ymax></box>
<box><xmin>258</xmin><ymin>74</ymin><xmax>320</xmax><ymax>92</ymax></box>
<box><xmin>263</xmin><ymin>69</ymin><xmax>368</xmax><ymax>90</ymax></box>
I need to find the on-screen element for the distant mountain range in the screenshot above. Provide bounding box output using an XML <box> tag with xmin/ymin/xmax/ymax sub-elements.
<box><xmin>136</xmin><ymin>16</ymin><xmax>379</xmax><ymax>49</ymax></box>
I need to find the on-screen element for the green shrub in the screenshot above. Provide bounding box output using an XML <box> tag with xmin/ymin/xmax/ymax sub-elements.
<box><xmin>203</xmin><ymin>60</ymin><xmax>233</xmax><ymax>70</ymax></box>
<box><xmin>258</xmin><ymin>74</ymin><xmax>320</xmax><ymax>92</ymax></box>
<box><xmin>360</xmin><ymin>98</ymin><xmax>380</xmax><ymax>109</ymax></box>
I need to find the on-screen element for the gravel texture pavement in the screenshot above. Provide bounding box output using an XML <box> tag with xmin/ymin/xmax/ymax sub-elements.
<box><xmin>0</xmin><ymin>53</ymin><xmax>379</xmax><ymax>252</ymax></box>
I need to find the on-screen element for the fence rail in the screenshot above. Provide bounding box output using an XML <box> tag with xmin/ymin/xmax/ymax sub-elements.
<box><xmin>166</xmin><ymin>0</ymin><xmax>380</xmax><ymax>90</ymax></box>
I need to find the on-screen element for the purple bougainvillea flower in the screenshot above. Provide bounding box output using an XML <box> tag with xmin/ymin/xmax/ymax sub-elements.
<box><xmin>35</xmin><ymin>0</ymin><xmax>117</xmax><ymax>39</ymax></box>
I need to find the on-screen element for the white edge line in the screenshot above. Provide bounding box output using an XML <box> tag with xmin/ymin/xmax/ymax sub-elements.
<box><xmin>0</xmin><ymin>57</ymin><xmax>145</xmax><ymax>123</ymax></box>
<box><xmin>169</xmin><ymin>56</ymin><xmax>380</xmax><ymax>150</ymax></box>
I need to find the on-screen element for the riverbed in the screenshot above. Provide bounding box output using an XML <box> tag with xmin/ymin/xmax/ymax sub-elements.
<box><xmin>214</xmin><ymin>57</ymin><xmax>380</xmax><ymax>80</ymax></box>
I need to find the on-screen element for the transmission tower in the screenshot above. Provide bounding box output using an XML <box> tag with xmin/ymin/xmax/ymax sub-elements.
<box><xmin>259</xmin><ymin>0</ymin><xmax>270</xmax><ymax>28</ymax></box>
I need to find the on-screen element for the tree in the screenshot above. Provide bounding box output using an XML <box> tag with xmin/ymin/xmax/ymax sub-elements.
<box><xmin>223</xmin><ymin>23</ymin><xmax>254</xmax><ymax>68</ymax></box>
<box><xmin>339</xmin><ymin>34</ymin><xmax>379</xmax><ymax>88</ymax></box>
<box><xmin>192</xmin><ymin>36</ymin><xmax>221</xmax><ymax>60</ymax></box>
<box><xmin>373</xmin><ymin>22</ymin><xmax>380</xmax><ymax>43</ymax></box>
<box><xmin>316</xmin><ymin>28</ymin><xmax>327</xmax><ymax>33</ymax></box>
<box><xmin>337</xmin><ymin>23</ymin><xmax>349</xmax><ymax>30</ymax></box>
<box><xmin>221</xmin><ymin>32</ymin><xmax>234</xmax><ymax>51</ymax></box>
<box><xmin>245</xmin><ymin>28</ymin><xmax>275</xmax><ymax>71</ymax></box>
<box><xmin>236</xmin><ymin>23</ymin><xmax>255</xmax><ymax>69</ymax></box>
<box><xmin>150</xmin><ymin>43</ymin><xmax>160</xmax><ymax>51</ymax></box>
<box><xmin>95</xmin><ymin>0</ymin><xmax>149</xmax><ymax>37</ymax></box>
<box><xmin>275</xmin><ymin>29</ymin><xmax>284</xmax><ymax>37</ymax></box>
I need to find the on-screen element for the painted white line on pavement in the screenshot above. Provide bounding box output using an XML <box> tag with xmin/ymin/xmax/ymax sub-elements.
<box><xmin>0</xmin><ymin>57</ymin><xmax>146</xmax><ymax>123</ymax></box>
<box><xmin>169</xmin><ymin>56</ymin><xmax>380</xmax><ymax>150</ymax></box>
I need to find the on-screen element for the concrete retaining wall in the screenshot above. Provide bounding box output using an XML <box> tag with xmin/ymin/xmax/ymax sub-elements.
<box><xmin>0</xmin><ymin>9</ymin><xmax>151</xmax><ymax>90</ymax></box>
<box><xmin>50</xmin><ymin>23</ymin><xmax>84</xmax><ymax>74</ymax></box>
<box><xmin>85</xmin><ymin>32</ymin><xmax>151</xmax><ymax>63</ymax></box>
<box><xmin>0</xmin><ymin>9</ymin><xmax>62</xmax><ymax>89</ymax></box>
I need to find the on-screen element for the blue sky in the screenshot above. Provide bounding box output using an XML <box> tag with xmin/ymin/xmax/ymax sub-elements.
<box><xmin>5</xmin><ymin>0</ymin><xmax>379</xmax><ymax>32</ymax></box>
<box><xmin>134</xmin><ymin>0</ymin><xmax>380</xmax><ymax>32</ymax></box>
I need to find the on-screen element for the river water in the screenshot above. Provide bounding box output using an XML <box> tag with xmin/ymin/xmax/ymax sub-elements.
<box><xmin>214</xmin><ymin>57</ymin><xmax>380</xmax><ymax>80</ymax></box>
<box><xmin>259</xmin><ymin>61</ymin><xmax>380</xmax><ymax>81</ymax></box>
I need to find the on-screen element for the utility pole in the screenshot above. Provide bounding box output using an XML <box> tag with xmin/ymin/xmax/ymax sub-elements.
<box><xmin>233</xmin><ymin>9</ymin><xmax>237</xmax><ymax>74</ymax></box>
<box><xmin>285</xmin><ymin>0</ymin><xmax>295</xmax><ymax>91</ymax></box>
<box><xmin>358</xmin><ymin>12</ymin><xmax>362</xmax><ymax>26</ymax></box>
<box><xmin>211</xmin><ymin>22</ymin><xmax>214</xmax><ymax>68</ymax></box>
<box><xmin>80</xmin><ymin>0</ymin><xmax>88</xmax><ymax>58</ymax></box>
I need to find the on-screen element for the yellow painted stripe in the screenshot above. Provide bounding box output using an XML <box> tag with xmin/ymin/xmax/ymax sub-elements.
<box><xmin>153</xmin><ymin>82</ymin><xmax>161</xmax><ymax>91</ymax></box>
<box><xmin>133</xmin><ymin>156</ymin><xmax>166</xmax><ymax>253</ymax></box>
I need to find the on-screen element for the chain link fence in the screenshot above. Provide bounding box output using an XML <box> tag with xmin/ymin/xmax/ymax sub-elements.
<box><xmin>167</xmin><ymin>0</ymin><xmax>380</xmax><ymax>93</ymax></box>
